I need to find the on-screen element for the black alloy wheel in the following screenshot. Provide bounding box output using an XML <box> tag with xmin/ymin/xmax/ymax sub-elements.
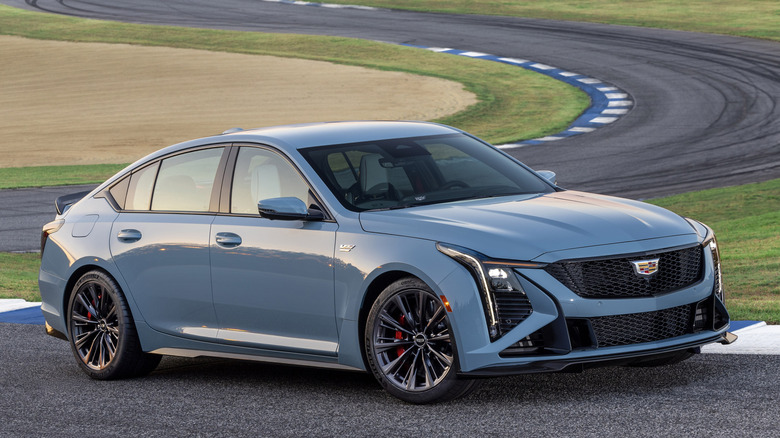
<box><xmin>68</xmin><ymin>270</ymin><xmax>160</xmax><ymax>379</ymax></box>
<box><xmin>365</xmin><ymin>277</ymin><xmax>477</xmax><ymax>404</ymax></box>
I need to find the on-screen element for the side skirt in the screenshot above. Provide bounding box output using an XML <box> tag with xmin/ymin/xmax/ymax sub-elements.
<box><xmin>149</xmin><ymin>347</ymin><xmax>365</xmax><ymax>372</ymax></box>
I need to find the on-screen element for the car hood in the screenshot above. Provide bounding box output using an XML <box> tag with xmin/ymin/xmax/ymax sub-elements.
<box><xmin>358</xmin><ymin>191</ymin><xmax>697</xmax><ymax>261</ymax></box>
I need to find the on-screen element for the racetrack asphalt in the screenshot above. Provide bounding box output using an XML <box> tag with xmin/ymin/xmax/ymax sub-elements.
<box><xmin>1</xmin><ymin>321</ymin><xmax>779</xmax><ymax>437</ymax></box>
<box><xmin>0</xmin><ymin>184</ymin><xmax>96</xmax><ymax>252</ymax></box>
<box><xmin>0</xmin><ymin>0</ymin><xmax>779</xmax><ymax>253</ymax></box>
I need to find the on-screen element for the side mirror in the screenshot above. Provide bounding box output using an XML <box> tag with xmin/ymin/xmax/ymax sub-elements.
<box><xmin>537</xmin><ymin>170</ymin><xmax>557</xmax><ymax>185</ymax></box>
<box><xmin>257</xmin><ymin>197</ymin><xmax>324</xmax><ymax>221</ymax></box>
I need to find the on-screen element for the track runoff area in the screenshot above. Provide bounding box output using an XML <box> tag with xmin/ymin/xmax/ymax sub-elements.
<box><xmin>1</xmin><ymin>299</ymin><xmax>776</xmax><ymax>355</ymax></box>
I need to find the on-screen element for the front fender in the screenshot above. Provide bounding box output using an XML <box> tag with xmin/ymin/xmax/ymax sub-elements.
<box><xmin>333</xmin><ymin>230</ymin><xmax>490</xmax><ymax>370</ymax></box>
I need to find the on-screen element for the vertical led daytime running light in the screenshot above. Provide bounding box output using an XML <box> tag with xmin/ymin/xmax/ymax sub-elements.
<box><xmin>708</xmin><ymin>236</ymin><xmax>724</xmax><ymax>302</ymax></box>
<box><xmin>436</xmin><ymin>243</ymin><xmax>499</xmax><ymax>332</ymax></box>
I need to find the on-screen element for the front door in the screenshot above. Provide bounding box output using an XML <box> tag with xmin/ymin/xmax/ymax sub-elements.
<box><xmin>210</xmin><ymin>146</ymin><xmax>339</xmax><ymax>355</ymax></box>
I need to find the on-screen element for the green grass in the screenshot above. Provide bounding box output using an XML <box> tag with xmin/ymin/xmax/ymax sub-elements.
<box><xmin>322</xmin><ymin>0</ymin><xmax>780</xmax><ymax>42</ymax></box>
<box><xmin>3</xmin><ymin>179</ymin><xmax>778</xmax><ymax>324</ymax></box>
<box><xmin>648</xmin><ymin>179</ymin><xmax>780</xmax><ymax>323</ymax></box>
<box><xmin>0</xmin><ymin>164</ymin><xmax>129</xmax><ymax>189</ymax></box>
<box><xmin>0</xmin><ymin>253</ymin><xmax>41</xmax><ymax>303</ymax></box>
<box><xmin>0</xmin><ymin>4</ymin><xmax>587</xmax><ymax>150</ymax></box>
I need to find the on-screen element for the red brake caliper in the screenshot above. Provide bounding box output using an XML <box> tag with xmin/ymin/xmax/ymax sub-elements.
<box><xmin>87</xmin><ymin>294</ymin><xmax>100</xmax><ymax>320</ymax></box>
<box><xmin>395</xmin><ymin>314</ymin><xmax>406</xmax><ymax>357</ymax></box>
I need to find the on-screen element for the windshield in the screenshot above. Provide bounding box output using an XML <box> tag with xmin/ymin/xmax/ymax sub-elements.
<box><xmin>300</xmin><ymin>133</ymin><xmax>554</xmax><ymax>212</ymax></box>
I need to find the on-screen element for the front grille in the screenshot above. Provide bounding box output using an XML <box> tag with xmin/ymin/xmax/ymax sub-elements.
<box><xmin>545</xmin><ymin>245</ymin><xmax>703</xmax><ymax>298</ymax></box>
<box><xmin>590</xmin><ymin>304</ymin><xmax>692</xmax><ymax>347</ymax></box>
<box><xmin>494</xmin><ymin>291</ymin><xmax>533</xmax><ymax>335</ymax></box>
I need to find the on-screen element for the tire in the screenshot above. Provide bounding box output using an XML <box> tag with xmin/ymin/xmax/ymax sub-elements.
<box><xmin>67</xmin><ymin>270</ymin><xmax>161</xmax><ymax>379</ymax></box>
<box><xmin>628</xmin><ymin>350</ymin><xmax>695</xmax><ymax>367</ymax></box>
<box><xmin>365</xmin><ymin>277</ymin><xmax>478</xmax><ymax>404</ymax></box>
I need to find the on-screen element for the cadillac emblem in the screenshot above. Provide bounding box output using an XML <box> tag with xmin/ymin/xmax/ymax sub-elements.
<box><xmin>631</xmin><ymin>258</ymin><xmax>660</xmax><ymax>276</ymax></box>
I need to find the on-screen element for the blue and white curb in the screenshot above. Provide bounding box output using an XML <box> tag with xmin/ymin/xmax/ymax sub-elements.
<box><xmin>257</xmin><ymin>0</ymin><xmax>634</xmax><ymax>147</ymax></box>
<box><xmin>259</xmin><ymin>0</ymin><xmax>378</xmax><ymax>10</ymax></box>
<box><xmin>401</xmin><ymin>45</ymin><xmax>634</xmax><ymax>149</ymax></box>
<box><xmin>0</xmin><ymin>298</ymin><xmax>41</xmax><ymax>313</ymax></box>
<box><xmin>0</xmin><ymin>299</ymin><xmax>45</xmax><ymax>325</ymax></box>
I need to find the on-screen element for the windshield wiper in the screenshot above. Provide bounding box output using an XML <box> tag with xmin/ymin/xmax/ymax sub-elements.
<box><xmin>363</xmin><ymin>204</ymin><xmax>414</xmax><ymax>212</ymax></box>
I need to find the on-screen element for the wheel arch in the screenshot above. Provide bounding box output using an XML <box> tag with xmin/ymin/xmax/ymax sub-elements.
<box><xmin>357</xmin><ymin>270</ymin><xmax>421</xmax><ymax>368</ymax></box>
<box><xmin>61</xmin><ymin>259</ymin><xmax>144</xmax><ymax>331</ymax></box>
<box><xmin>63</xmin><ymin>264</ymin><xmax>118</xmax><ymax>320</ymax></box>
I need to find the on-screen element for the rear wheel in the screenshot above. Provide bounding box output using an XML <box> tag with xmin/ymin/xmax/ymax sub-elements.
<box><xmin>365</xmin><ymin>277</ymin><xmax>478</xmax><ymax>404</ymax></box>
<box><xmin>68</xmin><ymin>270</ymin><xmax>160</xmax><ymax>379</ymax></box>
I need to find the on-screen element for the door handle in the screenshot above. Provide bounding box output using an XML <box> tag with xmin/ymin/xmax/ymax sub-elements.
<box><xmin>117</xmin><ymin>229</ymin><xmax>142</xmax><ymax>243</ymax></box>
<box><xmin>215</xmin><ymin>232</ymin><xmax>242</xmax><ymax>248</ymax></box>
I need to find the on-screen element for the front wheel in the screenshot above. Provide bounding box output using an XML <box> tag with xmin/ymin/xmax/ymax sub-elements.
<box><xmin>365</xmin><ymin>277</ymin><xmax>478</xmax><ymax>404</ymax></box>
<box><xmin>68</xmin><ymin>270</ymin><xmax>160</xmax><ymax>379</ymax></box>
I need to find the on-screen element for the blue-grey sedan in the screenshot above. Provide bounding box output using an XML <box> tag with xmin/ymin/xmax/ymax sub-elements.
<box><xmin>39</xmin><ymin>121</ymin><xmax>735</xmax><ymax>403</ymax></box>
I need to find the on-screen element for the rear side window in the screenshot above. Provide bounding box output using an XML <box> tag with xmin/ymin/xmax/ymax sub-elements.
<box><xmin>125</xmin><ymin>162</ymin><xmax>159</xmax><ymax>211</ymax></box>
<box><xmin>108</xmin><ymin>176</ymin><xmax>130</xmax><ymax>209</ymax></box>
<box><xmin>151</xmin><ymin>148</ymin><xmax>224</xmax><ymax>212</ymax></box>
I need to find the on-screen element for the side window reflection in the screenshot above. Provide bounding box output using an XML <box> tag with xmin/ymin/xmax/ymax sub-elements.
<box><xmin>151</xmin><ymin>148</ymin><xmax>223</xmax><ymax>212</ymax></box>
<box><xmin>231</xmin><ymin>147</ymin><xmax>310</xmax><ymax>215</ymax></box>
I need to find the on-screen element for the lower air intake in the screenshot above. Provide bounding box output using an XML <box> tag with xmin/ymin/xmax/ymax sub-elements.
<box><xmin>590</xmin><ymin>304</ymin><xmax>692</xmax><ymax>347</ymax></box>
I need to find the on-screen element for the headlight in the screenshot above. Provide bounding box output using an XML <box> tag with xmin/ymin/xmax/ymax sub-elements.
<box><xmin>436</xmin><ymin>242</ymin><xmax>544</xmax><ymax>340</ymax></box>
<box><xmin>688</xmin><ymin>218</ymin><xmax>724</xmax><ymax>303</ymax></box>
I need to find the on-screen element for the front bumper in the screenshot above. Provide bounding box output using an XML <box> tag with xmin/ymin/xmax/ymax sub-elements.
<box><xmin>442</xmin><ymin>237</ymin><xmax>732</xmax><ymax>375</ymax></box>
<box><xmin>460</xmin><ymin>331</ymin><xmax>735</xmax><ymax>377</ymax></box>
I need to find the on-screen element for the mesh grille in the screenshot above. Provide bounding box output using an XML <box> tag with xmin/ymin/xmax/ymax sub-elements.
<box><xmin>494</xmin><ymin>291</ymin><xmax>533</xmax><ymax>335</ymax></box>
<box><xmin>590</xmin><ymin>304</ymin><xmax>692</xmax><ymax>347</ymax></box>
<box><xmin>545</xmin><ymin>246</ymin><xmax>703</xmax><ymax>298</ymax></box>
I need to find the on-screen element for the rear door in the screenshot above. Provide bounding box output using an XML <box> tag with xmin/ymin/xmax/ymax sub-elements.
<box><xmin>110</xmin><ymin>146</ymin><xmax>228</xmax><ymax>340</ymax></box>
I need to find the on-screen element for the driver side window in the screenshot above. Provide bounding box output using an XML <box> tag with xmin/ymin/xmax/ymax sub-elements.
<box><xmin>230</xmin><ymin>147</ymin><xmax>311</xmax><ymax>215</ymax></box>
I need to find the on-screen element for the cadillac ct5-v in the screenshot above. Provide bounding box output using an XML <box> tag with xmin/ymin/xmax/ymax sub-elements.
<box><xmin>39</xmin><ymin>121</ymin><xmax>734</xmax><ymax>403</ymax></box>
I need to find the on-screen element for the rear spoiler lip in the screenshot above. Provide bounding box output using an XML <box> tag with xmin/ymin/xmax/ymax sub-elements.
<box><xmin>55</xmin><ymin>190</ymin><xmax>92</xmax><ymax>215</ymax></box>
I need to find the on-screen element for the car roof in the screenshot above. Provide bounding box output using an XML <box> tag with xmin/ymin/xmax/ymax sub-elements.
<box><xmin>218</xmin><ymin>121</ymin><xmax>462</xmax><ymax>149</ymax></box>
<box><xmin>96</xmin><ymin>121</ymin><xmax>464</xmax><ymax>192</ymax></box>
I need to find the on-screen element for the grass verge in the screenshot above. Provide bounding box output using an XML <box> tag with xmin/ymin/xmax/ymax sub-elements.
<box><xmin>648</xmin><ymin>179</ymin><xmax>780</xmax><ymax>323</ymax></box>
<box><xmin>0</xmin><ymin>253</ymin><xmax>40</xmax><ymax>303</ymax></box>
<box><xmin>2</xmin><ymin>179</ymin><xmax>778</xmax><ymax>323</ymax></box>
<box><xmin>324</xmin><ymin>0</ymin><xmax>780</xmax><ymax>42</ymax></box>
<box><xmin>0</xmin><ymin>164</ymin><xmax>128</xmax><ymax>190</ymax></box>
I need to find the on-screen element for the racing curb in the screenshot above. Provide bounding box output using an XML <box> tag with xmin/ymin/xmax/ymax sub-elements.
<box><xmin>2</xmin><ymin>299</ymin><xmax>775</xmax><ymax>354</ymax></box>
<box><xmin>400</xmin><ymin>44</ymin><xmax>633</xmax><ymax>149</ymax></box>
<box><xmin>261</xmin><ymin>0</ymin><xmax>634</xmax><ymax>149</ymax></box>
<box><xmin>264</xmin><ymin>1</ymin><xmax>635</xmax><ymax>148</ymax></box>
